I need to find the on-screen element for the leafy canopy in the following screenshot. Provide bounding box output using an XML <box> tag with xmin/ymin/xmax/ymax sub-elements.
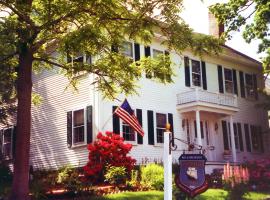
<box><xmin>0</xmin><ymin>0</ymin><xmax>221</xmax><ymax>102</ymax></box>
<box><xmin>210</xmin><ymin>0</ymin><xmax>270</xmax><ymax>70</ymax></box>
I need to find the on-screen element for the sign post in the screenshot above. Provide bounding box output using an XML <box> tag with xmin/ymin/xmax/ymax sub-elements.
<box><xmin>164</xmin><ymin>123</ymin><xmax>172</xmax><ymax>200</ymax></box>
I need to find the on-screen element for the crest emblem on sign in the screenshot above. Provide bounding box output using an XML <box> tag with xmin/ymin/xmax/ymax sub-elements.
<box><xmin>175</xmin><ymin>154</ymin><xmax>208</xmax><ymax>198</ymax></box>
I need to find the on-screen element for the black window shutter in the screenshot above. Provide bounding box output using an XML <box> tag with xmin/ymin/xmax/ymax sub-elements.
<box><xmin>222</xmin><ymin>120</ymin><xmax>229</xmax><ymax>150</ymax></box>
<box><xmin>67</xmin><ymin>111</ymin><xmax>72</xmax><ymax>148</ymax></box>
<box><xmin>112</xmin><ymin>106</ymin><xmax>120</xmax><ymax>134</ymax></box>
<box><xmin>239</xmin><ymin>71</ymin><xmax>245</xmax><ymax>98</ymax></box>
<box><xmin>201</xmin><ymin>61</ymin><xmax>207</xmax><ymax>90</ymax></box>
<box><xmin>144</xmin><ymin>46</ymin><xmax>151</xmax><ymax>57</ymax></box>
<box><xmin>218</xmin><ymin>65</ymin><xmax>224</xmax><ymax>93</ymax></box>
<box><xmin>244</xmin><ymin>124</ymin><xmax>251</xmax><ymax>152</ymax></box>
<box><xmin>147</xmin><ymin>110</ymin><xmax>154</xmax><ymax>145</ymax></box>
<box><xmin>237</xmin><ymin>123</ymin><xmax>243</xmax><ymax>151</ymax></box>
<box><xmin>194</xmin><ymin>121</ymin><xmax>197</xmax><ymax>138</ymax></box>
<box><xmin>86</xmin><ymin>106</ymin><xmax>93</xmax><ymax>144</ymax></box>
<box><xmin>232</xmin><ymin>69</ymin><xmax>238</xmax><ymax>95</ymax></box>
<box><xmin>168</xmin><ymin>113</ymin><xmax>174</xmax><ymax>146</ymax></box>
<box><xmin>134</xmin><ymin>43</ymin><xmax>140</xmax><ymax>61</ymax></box>
<box><xmin>184</xmin><ymin>57</ymin><xmax>191</xmax><ymax>87</ymax></box>
<box><xmin>12</xmin><ymin>126</ymin><xmax>17</xmax><ymax>158</ymax></box>
<box><xmin>136</xmin><ymin>109</ymin><xmax>143</xmax><ymax>144</ymax></box>
<box><xmin>253</xmin><ymin>74</ymin><xmax>258</xmax><ymax>100</ymax></box>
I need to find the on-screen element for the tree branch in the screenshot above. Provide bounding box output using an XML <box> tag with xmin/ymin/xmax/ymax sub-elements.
<box><xmin>33</xmin><ymin>57</ymin><xmax>68</xmax><ymax>69</ymax></box>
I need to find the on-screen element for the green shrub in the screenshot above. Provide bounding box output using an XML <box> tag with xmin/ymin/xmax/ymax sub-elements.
<box><xmin>104</xmin><ymin>166</ymin><xmax>127</xmax><ymax>185</ymax></box>
<box><xmin>126</xmin><ymin>169</ymin><xmax>140</xmax><ymax>189</ymax></box>
<box><xmin>56</xmin><ymin>165</ymin><xmax>82</xmax><ymax>192</ymax></box>
<box><xmin>140</xmin><ymin>164</ymin><xmax>164</xmax><ymax>190</ymax></box>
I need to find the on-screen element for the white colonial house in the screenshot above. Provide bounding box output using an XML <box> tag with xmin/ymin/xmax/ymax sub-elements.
<box><xmin>1</xmin><ymin>18</ymin><xmax>269</xmax><ymax>174</ymax></box>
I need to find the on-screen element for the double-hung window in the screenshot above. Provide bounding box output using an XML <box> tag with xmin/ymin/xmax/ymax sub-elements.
<box><xmin>73</xmin><ymin>109</ymin><xmax>86</xmax><ymax>145</ymax></box>
<box><xmin>156</xmin><ymin>113</ymin><xmax>167</xmax><ymax>144</ymax></box>
<box><xmin>224</xmin><ymin>68</ymin><xmax>234</xmax><ymax>94</ymax></box>
<box><xmin>191</xmin><ymin>60</ymin><xmax>201</xmax><ymax>87</ymax></box>
<box><xmin>245</xmin><ymin>74</ymin><xmax>255</xmax><ymax>99</ymax></box>
<box><xmin>1</xmin><ymin>127</ymin><xmax>14</xmax><ymax>160</ymax></box>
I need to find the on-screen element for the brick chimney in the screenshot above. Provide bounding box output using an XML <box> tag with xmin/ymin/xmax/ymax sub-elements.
<box><xmin>208</xmin><ymin>12</ymin><xmax>224</xmax><ymax>38</ymax></box>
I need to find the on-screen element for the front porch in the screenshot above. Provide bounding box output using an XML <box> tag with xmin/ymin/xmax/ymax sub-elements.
<box><xmin>176</xmin><ymin>88</ymin><xmax>239</xmax><ymax>164</ymax></box>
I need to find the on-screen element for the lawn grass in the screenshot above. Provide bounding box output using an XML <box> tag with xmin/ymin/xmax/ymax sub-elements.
<box><xmin>92</xmin><ymin>190</ymin><xmax>163</xmax><ymax>200</ymax></box>
<box><xmin>90</xmin><ymin>189</ymin><xmax>270</xmax><ymax>200</ymax></box>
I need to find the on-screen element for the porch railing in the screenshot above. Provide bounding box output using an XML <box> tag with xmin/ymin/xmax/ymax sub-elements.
<box><xmin>177</xmin><ymin>88</ymin><xmax>238</xmax><ymax>108</ymax></box>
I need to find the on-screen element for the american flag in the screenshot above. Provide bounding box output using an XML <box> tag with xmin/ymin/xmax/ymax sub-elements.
<box><xmin>114</xmin><ymin>99</ymin><xmax>144</xmax><ymax>137</ymax></box>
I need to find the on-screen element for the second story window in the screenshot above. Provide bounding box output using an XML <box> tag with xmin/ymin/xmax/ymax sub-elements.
<box><xmin>73</xmin><ymin>109</ymin><xmax>85</xmax><ymax>144</ymax></box>
<box><xmin>191</xmin><ymin>60</ymin><xmax>201</xmax><ymax>87</ymax></box>
<box><xmin>156</xmin><ymin>113</ymin><xmax>167</xmax><ymax>144</ymax></box>
<box><xmin>245</xmin><ymin>74</ymin><xmax>255</xmax><ymax>99</ymax></box>
<box><xmin>121</xmin><ymin>42</ymin><xmax>134</xmax><ymax>58</ymax></box>
<box><xmin>224</xmin><ymin>68</ymin><xmax>233</xmax><ymax>94</ymax></box>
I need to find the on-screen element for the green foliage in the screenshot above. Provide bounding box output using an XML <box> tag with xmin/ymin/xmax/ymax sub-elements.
<box><xmin>210</xmin><ymin>0</ymin><xmax>270</xmax><ymax>69</ymax></box>
<box><xmin>126</xmin><ymin>169</ymin><xmax>140</xmax><ymax>188</ymax></box>
<box><xmin>140</xmin><ymin>164</ymin><xmax>164</xmax><ymax>190</ymax></box>
<box><xmin>56</xmin><ymin>165</ymin><xmax>82</xmax><ymax>192</ymax></box>
<box><xmin>104</xmin><ymin>166</ymin><xmax>127</xmax><ymax>185</ymax></box>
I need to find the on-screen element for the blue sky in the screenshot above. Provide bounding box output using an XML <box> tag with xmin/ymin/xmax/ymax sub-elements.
<box><xmin>181</xmin><ymin>0</ymin><xmax>261</xmax><ymax>61</ymax></box>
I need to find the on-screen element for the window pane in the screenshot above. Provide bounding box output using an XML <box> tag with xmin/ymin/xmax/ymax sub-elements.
<box><xmin>157</xmin><ymin>128</ymin><xmax>164</xmax><ymax>143</ymax></box>
<box><xmin>224</xmin><ymin>69</ymin><xmax>232</xmax><ymax>81</ymax></box>
<box><xmin>192</xmin><ymin>74</ymin><xmax>201</xmax><ymax>86</ymax></box>
<box><xmin>245</xmin><ymin>74</ymin><xmax>253</xmax><ymax>85</ymax></box>
<box><xmin>192</xmin><ymin>60</ymin><xmax>200</xmax><ymax>73</ymax></box>
<box><xmin>122</xmin><ymin>122</ymin><xmax>136</xmax><ymax>142</ymax></box>
<box><xmin>225</xmin><ymin>81</ymin><xmax>233</xmax><ymax>93</ymax></box>
<box><xmin>121</xmin><ymin>42</ymin><xmax>133</xmax><ymax>57</ymax></box>
<box><xmin>74</xmin><ymin>109</ymin><xmax>84</xmax><ymax>127</ymax></box>
<box><xmin>73</xmin><ymin>126</ymin><xmax>84</xmax><ymax>143</ymax></box>
<box><xmin>156</xmin><ymin>113</ymin><xmax>166</xmax><ymax>127</ymax></box>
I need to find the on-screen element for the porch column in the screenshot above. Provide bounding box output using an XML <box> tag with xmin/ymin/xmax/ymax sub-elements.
<box><xmin>229</xmin><ymin>116</ymin><xmax>237</xmax><ymax>162</ymax></box>
<box><xmin>196</xmin><ymin>110</ymin><xmax>202</xmax><ymax>146</ymax></box>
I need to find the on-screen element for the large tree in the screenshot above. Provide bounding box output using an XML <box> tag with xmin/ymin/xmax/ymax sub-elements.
<box><xmin>0</xmin><ymin>0</ymin><xmax>221</xmax><ymax>199</ymax></box>
<box><xmin>210</xmin><ymin>0</ymin><xmax>270</xmax><ymax>70</ymax></box>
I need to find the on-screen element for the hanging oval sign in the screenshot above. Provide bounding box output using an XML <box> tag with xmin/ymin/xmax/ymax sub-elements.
<box><xmin>175</xmin><ymin>154</ymin><xmax>208</xmax><ymax>198</ymax></box>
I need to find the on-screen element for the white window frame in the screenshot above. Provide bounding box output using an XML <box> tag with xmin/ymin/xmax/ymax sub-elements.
<box><xmin>189</xmin><ymin>59</ymin><xmax>202</xmax><ymax>87</ymax></box>
<box><xmin>72</xmin><ymin>108</ymin><xmax>87</xmax><ymax>147</ymax></box>
<box><xmin>120</xmin><ymin>120</ymin><xmax>137</xmax><ymax>145</ymax></box>
<box><xmin>223</xmin><ymin>68</ymin><xmax>234</xmax><ymax>94</ymax></box>
<box><xmin>244</xmin><ymin>73</ymin><xmax>255</xmax><ymax>100</ymax></box>
<box><xmin>1</xmin><ymin>126</ymin><xmax>14</xmax><ymax>160</ymax></box>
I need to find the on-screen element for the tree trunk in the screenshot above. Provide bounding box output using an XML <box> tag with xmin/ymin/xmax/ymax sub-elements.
<box><xmin>10</xmin><ymin>49</ymin><xmax>33</xmax><ymax>200</ymax></box>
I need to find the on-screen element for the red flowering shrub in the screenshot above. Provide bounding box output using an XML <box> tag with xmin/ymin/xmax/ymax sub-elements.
<box><xmin>83</xmin><ymin>131</ymin><xmax>136</xmax><ymax>182</ymax></box>
<box><xmin>246</xmin><ymin>158</ymin><xmax>270</xmax><ymax>191</ymax></box>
